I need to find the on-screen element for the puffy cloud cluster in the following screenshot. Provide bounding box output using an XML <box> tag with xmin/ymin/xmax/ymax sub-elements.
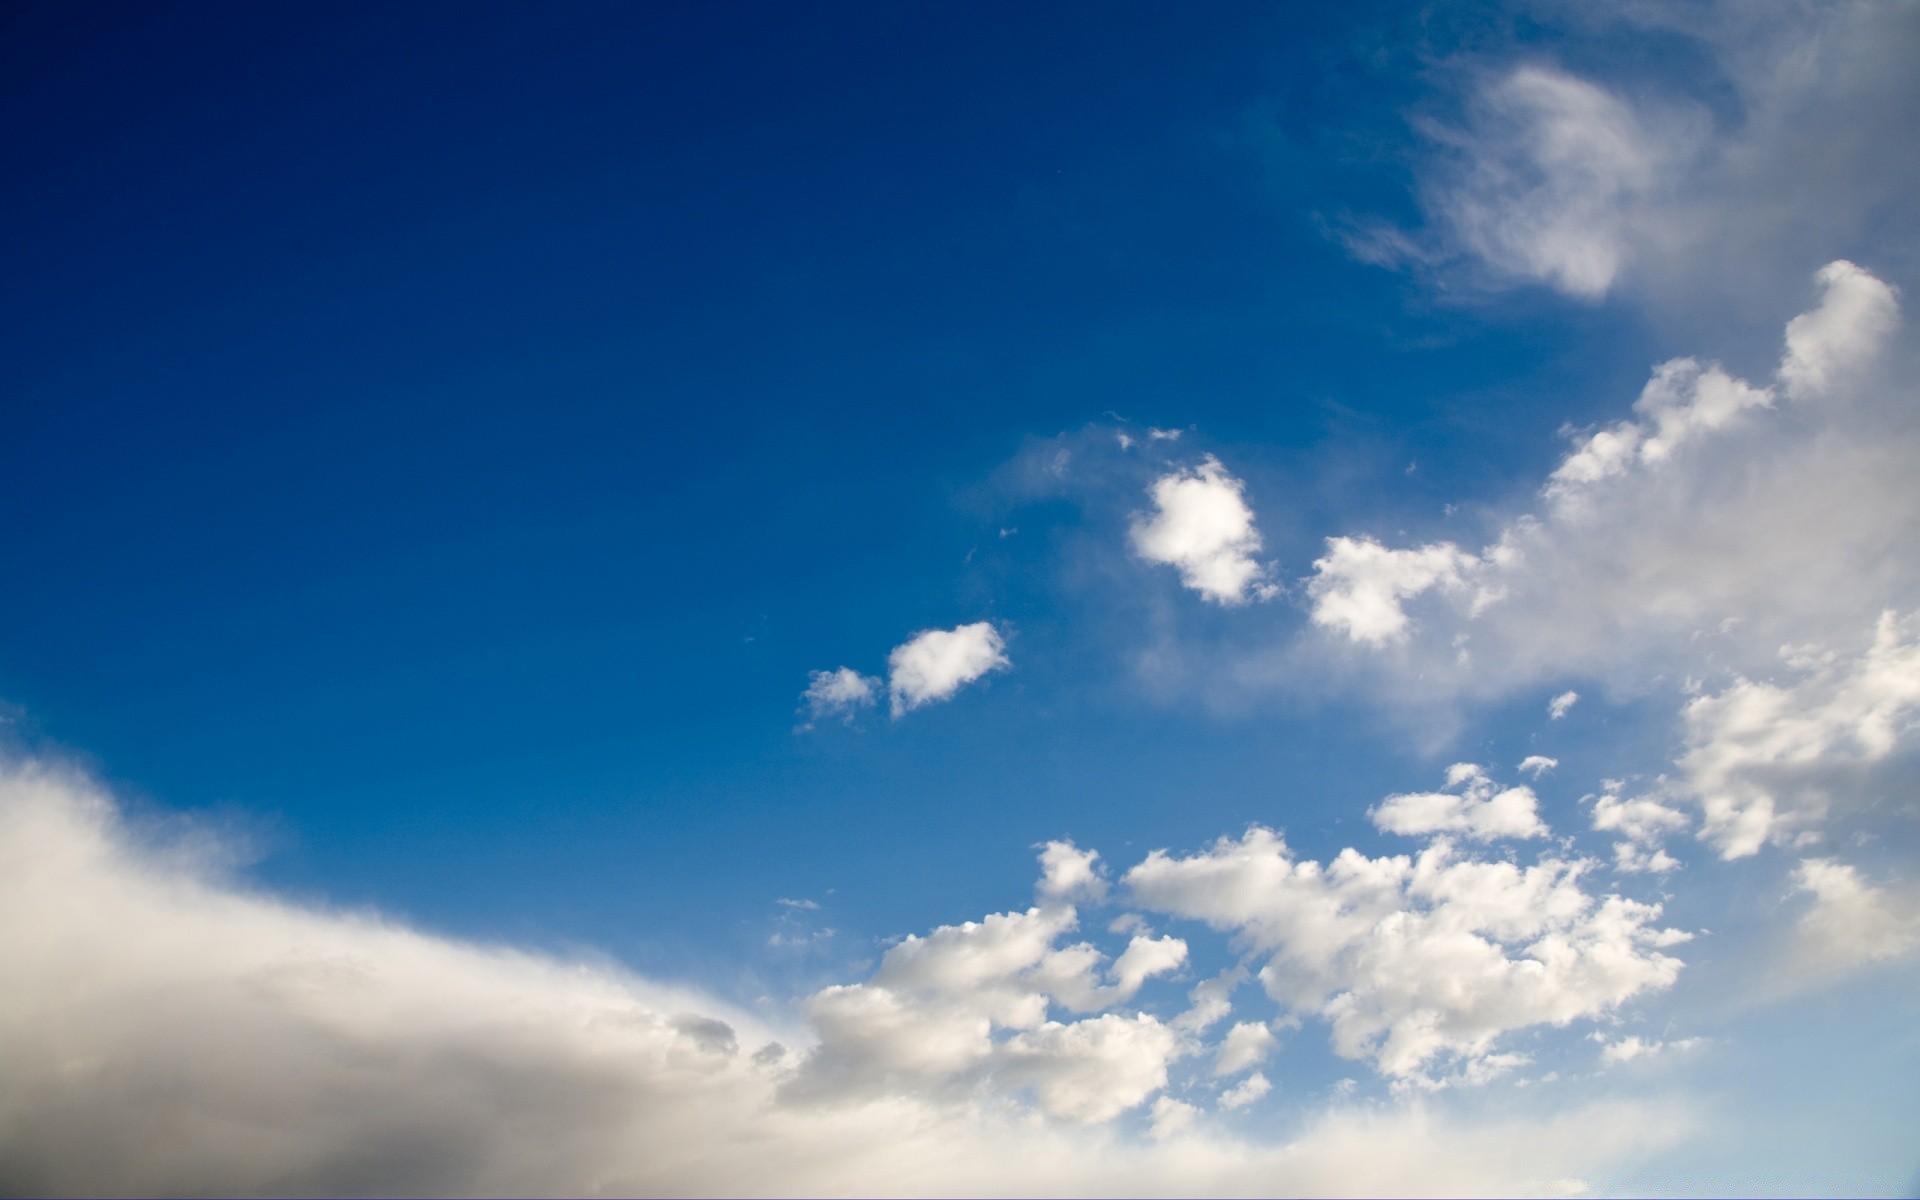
<box><xmin>1294</xmin><ymin>262</ymin><xmax>1909</xmax><ymax>708</ymax></box>
<box><xmin>1586</xmin><ymin>782</ymin><xmax>1689</xmax><ymax>875</ymax></box>
<box><xmin>0</xmin><ymin>759</ymin><xmax>1703</xmax><ymax>1196</ymax></box>
<box><xmin>1370</xmin><ymin>763</ymin><xmax>1548</xmax><ymax>843</ymax></box>
<box><xmin>1675</xmin><ymin>610</ymin><xmax>1920</xmax><ymax>858</ymax></box>
<box><xmin>1124</xmin><ymin>828</ymin><xmax>1687</xmax><ymax>1085</ymax></box>
<box><xmin>795</xmin><ymin>860</ymin><xmax>1190</xmax><ymax>1123</ymax></box>
<box><xmin>1130</xmin><ymin>457</ymin><xmax>1275</xmax><ymax>606</ymax></box>
<box><xmin>803</xmin><ymin>622</ymin><xmax>1009</xmax><ymax>725</ymax></box>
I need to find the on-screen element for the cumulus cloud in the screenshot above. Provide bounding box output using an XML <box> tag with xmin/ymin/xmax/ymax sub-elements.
<box><xmin>0</xmin><ymin>757</ymin><xmax>1702</xmax><ymax>1195</ymax></box>
<box><xmin>1518</xmin><ymin>756</ymin><xmax>1559</xmax><ymax>778</ymax></box>
<box><xmin>1218</xmin><ymin>1071</ymin><xmax>1272</xmax><ymax>1111</ymax></box>
<box><xmin>1676</xmin><ymin>610</ymin><xmax>1920</xmax><ymax>858</ymax></box>
<box><xmin>1211</xmin><ymin>1021</ymin><xmax>1277</xmax><ymax>1078</ymax></box>
<box><xmin>1370</xmin><ymin>764</ymin><xmax>1549</xmax><ymax>843</ymax></box>
<box><xmin>801</xmin><ymin>667</ymin><xmax>881</xmax><ymax>726</ymax></box>
<box><xmin>1784</xmin><ymin>857</ymin><xmax>1920</xmax><ymax>980</ymax></box>
<box><xmin>1549</xmin><ymin>692</ymin><xmax>1580</xmax><ymax>720</ymax></box>
<box><xmin>887</xmin><ymin>622</ymin><xmax>1010</xmax><ymax>716</ymax></box>
<box><xmin>1587</xmin><ymin>782</ymin><xmax>1689</xmax><ymax>875</ymax></box>
<box><xmin>1308</xmin><ymin>537</ymin><xmax>1477</xmax><ymax>646</ymax></box>
<box><xmin>1124</xmin><ymin>827</ymin><xmax>1687</xmax><ymax>1084</ymax></box>
<box><xmin>1130</xmin><ymin>457</ymin><xmax>1275</xmax><ymax>606</ymax></box>
<box><xmin>1285</xmin><ymin>261</ymin><xmax>1911</xmax><ymax>715</ymax></box>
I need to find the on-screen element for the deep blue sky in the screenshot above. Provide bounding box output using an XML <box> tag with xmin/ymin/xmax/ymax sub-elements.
<box><xmin>0</xmin><ymin>0</ymin><xmax>1686</xmax><ymax>977</ymax></box>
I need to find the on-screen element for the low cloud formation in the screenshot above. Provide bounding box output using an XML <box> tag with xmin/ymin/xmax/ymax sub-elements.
<box><xmin>1286</xmin><ymin>264</ymin><xmax>1911</xmax><ymax>736</ymax></box>
<box><xmin>1130</xmin><ymin>457</ymin><xmax>1275</xmax><ymax>606</ymax></box>
<box><xmin>1369</xmin><ymin>763</ymin><xmax>1548</xmax><ymax>843</ymax></box>
<box><xmin>0</xmin><ymin>761</ymin><xmax>1694</xmax><ymax>1196</ymax></box>
<box><xmin>1124</xmin><ymin>827</ymin><xmax>1687</xmax><ymax>1086</ymax></box>
<box><xmin>887</xmin><ymin>622</ymin><xmax>1010</xmax><ymax>716</ymax></box>
<box><xmin>1677</xmin><ymin>609</ymin><xmax>1920</xmax><ymax>858</ymax></box>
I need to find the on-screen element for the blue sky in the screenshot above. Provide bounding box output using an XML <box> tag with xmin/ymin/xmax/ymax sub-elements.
<box><xmin>2</xmin><ymin>3</ymin><xmax>1917</xmax><ymax>1196</ymax></box>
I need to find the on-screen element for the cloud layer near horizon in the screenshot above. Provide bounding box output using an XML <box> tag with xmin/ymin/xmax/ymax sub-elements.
<box><xmin>0</xmin><ymin>759</ymin><xmax>1707</xmax><ymax>1197</ymax></box>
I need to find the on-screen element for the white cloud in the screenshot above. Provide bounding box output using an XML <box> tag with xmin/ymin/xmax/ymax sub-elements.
<box><xmin>1549</xmin><ymin>692</ymin><xmax>1580</xmax><ymax>720</ymax></box>
<box><xmin>0</xmin><ymin>760</ymin><xmax>1700</xmax><ymax>1194</ymax></box>
<box><xmin>1779</xmin><ymin>261</ymin><xmax>1903</xmax><ymax>401</ymax></box>
<box><xmin>1218</xmin><ymin>1071</ymin><xmax>1272</xmax><ymax>1110</ymax></box>
<box><xmin>1411</xmin><ymin>65</ymin><xmax>1700</xmax><ymax>299</ymax></box>
<box><xmin>1596</xmin><ymin>1034</ymin><xmax>1703</xmax><ymax>1067</ymax></box>
<box><xmin>1037</xmin><ymin>840</ymin><xmax>1108</xmax><ymax>903</ymax></box>
<box><xmin>1124</xmin><ymin>828</ymin><xmax>1686</xmax><ymax>1084</ymax></box>
<box><xmin>1130</xmin><ymin>457</ymin><xmax>1275</xmax><ymax>605</ymax></box>
<box><xmin>1212</xmin><ymin>1021</ymin><xmax>1277</xmax><ymax>1078</ymax></box>
<box><xmin>887</xmin><ymin>622</ymin><xmax>1010</xmax><ymax>716</ymax></box>
<box><xmin>1587</xmin><ymin>783</ymin><xmax>1690</xmax><ymax>875</ymax></box>
<box><xmin>1370</xmin><ymin>764</ymin><xmax>1548</xmax><ymax>843</ymax></box>
<box><xmin>1361</xmin><ymin>4</ymin><xmax>1920</xmax><ymax>309</ymax></box>
<box><xmin>1677</xmin><ymin>610</ymin><xmax>1920</xmax><ymax>858</ymax></box>
<box><xmin>801</xmin><ymin>667</ymin><xmax>881</xmax><ymax>726</ymax></box>
<box><xmin>1307</xmin><ymin>537</ymin><xmax>1476</xmax><ymax>646</ymax></box>
<box><xmin>1518</xmin><ymin>756</ymin><xmax>1559</xmax><ymax>778</ymax></box>
<box><xmin>1286</xmin><ymin>261</ymin><xmax>1912</xmax><ymax>717</ymax></box>
<box><xmin>1785</xmin><ymin>858</ymin><xmax>1920</xmax><ymax>979</ymax></box>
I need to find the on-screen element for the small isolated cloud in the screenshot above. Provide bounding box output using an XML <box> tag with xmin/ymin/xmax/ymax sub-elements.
<box><xmin>1218</xmin><ymin>1072</ymin><xmax>1272</xmax><ymax>1110</ymax></box>
<box><xmin>1211</xmin><ymin>1021</ymin><xmax>1277</xmax><ymax>1078</ymax></box>
<box><xmin>800</xmin><ymin>667</ymin><xmax>880</xmax><ymax>727</ymax></box>
<box><xmin>1130</xmin><ymin>457</ymin><xmax>1275</xmax><ymax>605</ymax></box>
<box><xmin>1549</xmin><ymin>691</ymin><xmax>1580</xmax><ymax>720</ymax></box>
<box><xmin>887</xmin><ymin>622</ymin><xmax>1010</xmax><ymax>716</ymax></box>
<box><xmin>1370</xmin><ymin>763</ymin><xmax>1548</xmax><ymax>842</ymax></box>
<box><xmin>1518</xmin><ymin>756</ymin><xmax>1559</xmax><ymax>778</ymax></box>
<box><xmin>1595</xmin><ymin>1034</ymin><xmax>1703</xmax><ymax>1068</ymax></box>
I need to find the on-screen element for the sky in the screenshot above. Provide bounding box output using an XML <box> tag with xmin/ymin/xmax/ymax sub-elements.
<box><xmin>2</xmin><ymin>2</ymin><xmax>1917</xmax><ymax>1196</ymax></box>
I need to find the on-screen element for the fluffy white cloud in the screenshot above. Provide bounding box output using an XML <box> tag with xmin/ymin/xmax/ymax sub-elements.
<box><xmin>0</xmin><ymin>760</ymin><xmax>1700</xmax><ymax>1195</ymax></box>
<box><xmin>1124</xmin><ymin>828</ymin><xmax>1686</xmax><ymax>1084</ymax></box>
<box><xmin>795</xmin><ymin>845</ymin><xmax>1187</xmax><ymax>1120</ymax></box>
<box><xmin>801</xmin><ymin>666</ymin><xmax>881</xmax><ymax>726</ymax></box>
<box><xmin>1518</xmin><ymin>756</ymin><xmax>1559</xmax><ymax>778</ymax></box>
<box><xmin>1785</xmin><ymin>858</ymin><xmax>1920</xmax><ymax>979</ymax></box>
<box><xmin>1677</xmin><ymin>610</ymin><xmax>1920</xmax><ymax>858</ymax></box>
<box><xmin>1130</xmin><ymin>457</ymin><xmax>1275</xmax><ymax>605</ymax></box>
<box><xmin>1307</xmin><ymin>537</ymin><xmax>1476</xmax><ymax>646</ymax></box>
<box><xmin>1211</xmin><ymin>1021</ymin><xmax>1277</xmax><ymax>1078</ymax></box>
<box><xmin>1218</xmin><ymin>1071</ymin><xmax>1272</xmax><ymax>1110</ymax></box>
<box><xmin>1369</xmin><ymin>764</ymin><xmax>1548</xmax><ymax>843</ymax></box>
<box><xmin>1587</xmin><ymin>783</ymin><xmax>1690</xmax><ymax>875</ymax></box>
<box><xmin>1288</xmin><ymin>261</ymin><xmax>1911</xmax><ymax>712</ymax></box>
<box><xmin>1548</xmin><ymin>692</ymin><xmax>1580</xmax><ymax>720</ymax></box>
<box><xmin>887</xmin><ymin>622</ymin><xmax>1010</xmax><ymax>716</ymax></box>
<box><xmin>1780</xmin><ymin>260</ymin><xmax>1904</xmax><ymax>400</ymax></box>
